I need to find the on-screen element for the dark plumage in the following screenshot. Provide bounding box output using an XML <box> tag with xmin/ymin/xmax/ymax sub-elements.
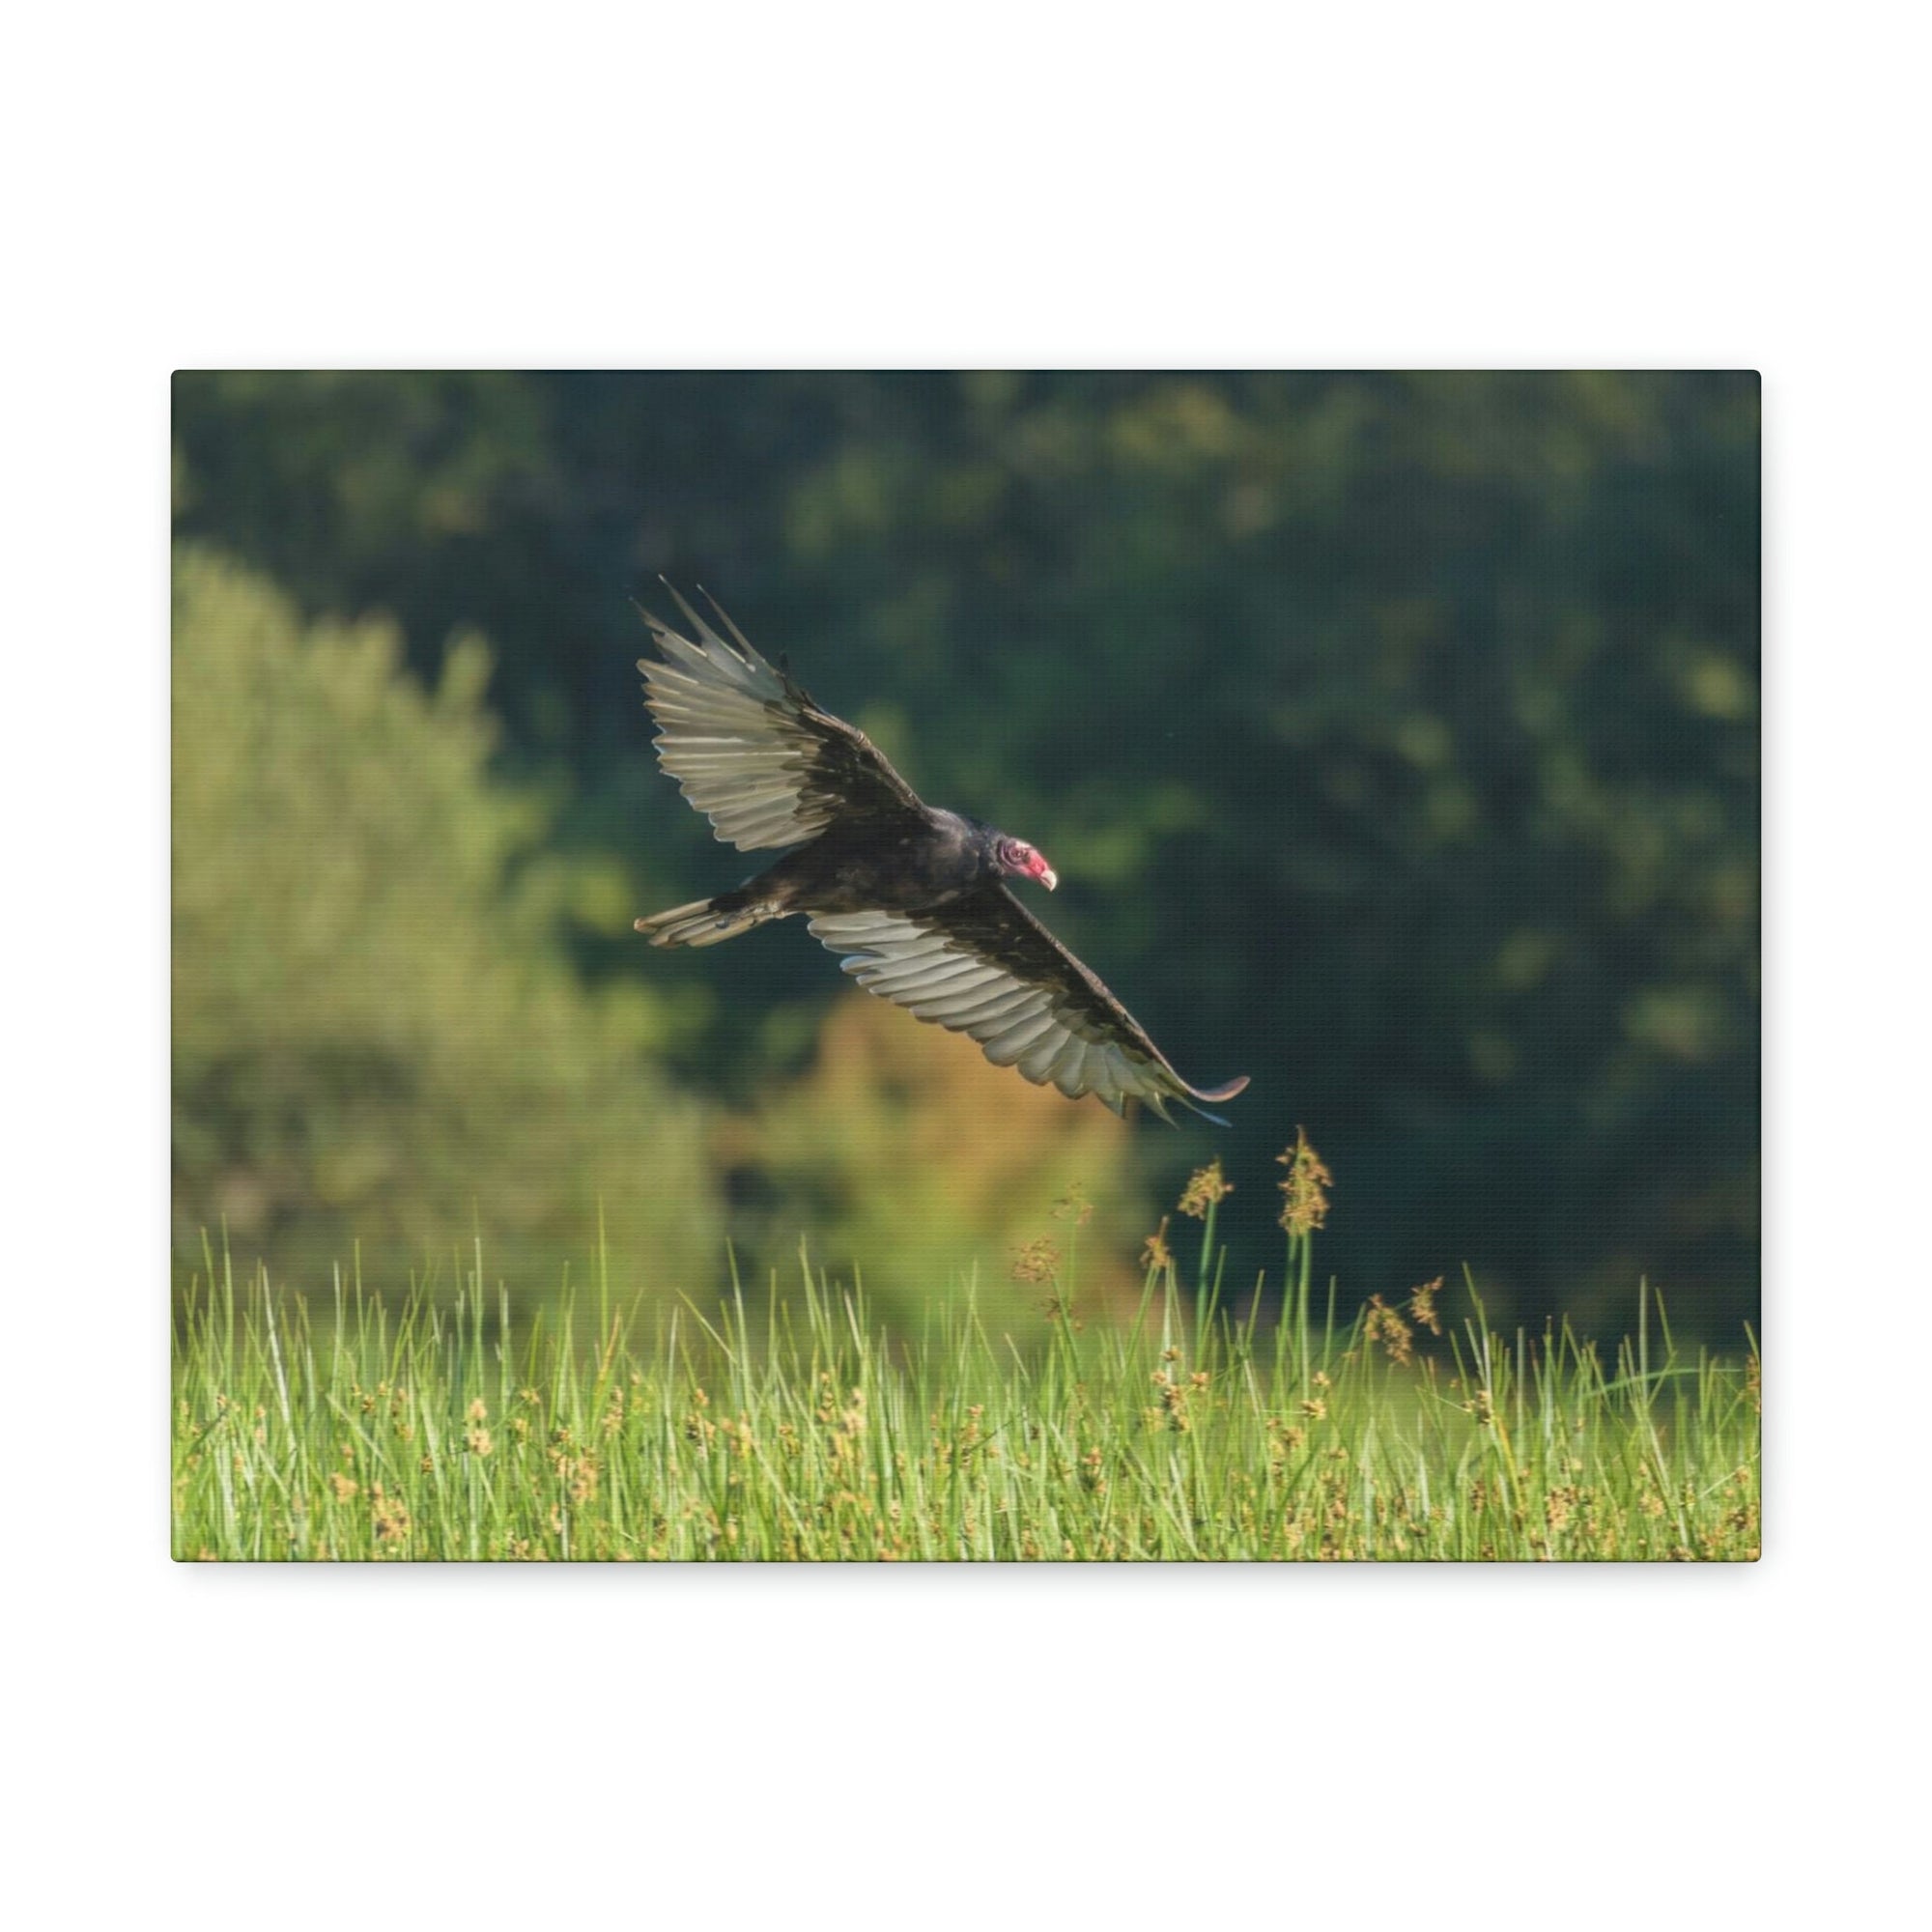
<box><xmin>633</xmin><ymin>587</ymin><xmax>1249</xmax><ymax>1123</ymax></box>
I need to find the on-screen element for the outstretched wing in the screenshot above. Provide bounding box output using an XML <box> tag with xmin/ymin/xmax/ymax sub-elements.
<box><xmin>639</xmin><ymin>586</ymin><xmax>928</xmax><ymax>851</ymax></box>
<box><xmin>809</xmin><ymin>884</ymin><xmax>1250</xmax><ymax>1123</ymax></box>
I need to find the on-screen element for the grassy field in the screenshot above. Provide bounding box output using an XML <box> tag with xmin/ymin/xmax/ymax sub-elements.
<box><xmin>171</xmin><ymin>1182</ymin><xmax>1760</xmax><ymax>1561</ymax></box>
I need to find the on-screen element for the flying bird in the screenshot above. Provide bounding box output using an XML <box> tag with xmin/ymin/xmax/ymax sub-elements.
<box><xmin>633</xmin><ymin>587</ymin><xmax>1249</xmax><ymax>1124</ymax></box>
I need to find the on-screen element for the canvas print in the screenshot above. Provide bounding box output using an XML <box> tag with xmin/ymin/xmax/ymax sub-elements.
<box><xmin>170</xmin><ymin>371</ymin><xmax>1761</xmax><ymax>1560</ymax></box>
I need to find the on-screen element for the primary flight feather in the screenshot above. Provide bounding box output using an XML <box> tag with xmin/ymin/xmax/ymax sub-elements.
<box><xmin>633</xmin><ymin>587</ymin><xmax>1249</xmax><ymax>1124</ymax></box>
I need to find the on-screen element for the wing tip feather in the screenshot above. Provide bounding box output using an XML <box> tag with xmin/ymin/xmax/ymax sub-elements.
<box><xmin>1157</xmin><ymin>1070</ymin><xmax>1246</xmax><ymax>1127</ymax></box>
<box><xmin>1187</xmin><ymin>1072</ymin><xmax>1250</xmax><ymax>1105</ymax></box>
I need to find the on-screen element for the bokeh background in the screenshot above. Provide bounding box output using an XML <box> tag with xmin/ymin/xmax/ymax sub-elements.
<box><xmin>171</xmin><ymin>371</ymin><xmax>1759</xmax><ymax>1339</ymax></box>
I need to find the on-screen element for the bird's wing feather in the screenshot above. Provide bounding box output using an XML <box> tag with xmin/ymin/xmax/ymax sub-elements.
<box><xmin>639</xmin><ymin>586</ymin><xmax>928</xmax><ymax>851</ymax></box>
<box><xmin>809</xmin><ymin>884</ymin><xmax>1249</xmax><ymax>1122</ymax></box>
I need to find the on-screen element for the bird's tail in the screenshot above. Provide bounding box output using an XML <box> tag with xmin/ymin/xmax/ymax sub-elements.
<box><xmin>634</xmin><ymin>894</ymin><xmax>786</xmax><ymax>949</ymax></box>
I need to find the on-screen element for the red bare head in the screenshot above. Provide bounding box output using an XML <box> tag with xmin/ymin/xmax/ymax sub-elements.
<box><xmin>993</xmin><ymin>834</ymin><xmax>1058</xmax><ymax>891</ymax></box>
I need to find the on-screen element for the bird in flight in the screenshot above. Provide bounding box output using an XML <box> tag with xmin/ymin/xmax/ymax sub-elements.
<box><xmin>633</xmin><ymin>586</ymin><xmax>1249</xmax><ymax>1124</ymax></box>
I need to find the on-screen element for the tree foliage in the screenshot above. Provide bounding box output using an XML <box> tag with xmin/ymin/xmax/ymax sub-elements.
<box><xmin>171</xmin><ymin>546</ymin><xmax>722</xmax><ymax>1293</ymax></box>
<box><xmin>173</xmin><ymin>373</ymin><xmax>1758</xmax><ymax>1332</ymax></box>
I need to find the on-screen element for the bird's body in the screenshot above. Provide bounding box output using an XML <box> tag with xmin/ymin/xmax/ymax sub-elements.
<box><xmin>764</xmin><ymin>807</ymin><xmax>994</xmax><ymax>916</ymax></box>
<box><xmin>634</xmin><ymin>587</ymin><xmax>1248</xmax><ymax>1123</ymax></box>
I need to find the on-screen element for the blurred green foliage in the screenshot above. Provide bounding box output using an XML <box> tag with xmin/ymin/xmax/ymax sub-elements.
<box><xmin>171</xmin><ymin>547</ymin><xmax>722</xmax><ymax>1293</ymax></box>
<box><xmin>173</xmin><ymin>372</ymin><xmax>1758</xmax><ymax>1334</ymax></box>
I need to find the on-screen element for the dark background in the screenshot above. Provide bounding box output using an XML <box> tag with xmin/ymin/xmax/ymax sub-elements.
<box><xmin>172</xmin><ymin>371</ymin><xmax>1758</xmax><ymax>1339</ymax></box>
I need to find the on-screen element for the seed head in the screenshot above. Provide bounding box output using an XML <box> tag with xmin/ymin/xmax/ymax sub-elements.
<box><xmin>1178</xmin><ymin>1157</ymin><xmax>1234</xmax><ymax>1219</ymax></box>
<box><xmin>1141</xmin><ymin>1216</ymin><xmax>1175</xmax><ymax>1272</ymax></box>
<box><xmin>1364</xmin><ymin>1293</ymin><xmax>1414</xmax><ymax>1365</ymax></box>
<box><xmin>1051</xmin><ymin>1183</ymin><xmax>1095</xmax><ymax>1227</ymax></box>
<box><xmin>1406</xmin><ymin>1276</ymin><xmax>1444</xmax><ymax>1336</ymax></box>
<box><xmin>1276</xmin><ymin>1128</ymin><xmax>1332</xmax><ymax>1237</ymax></box>
<box><xmin>1011</xmin><ymin>1237</ymin><xmax>1060</xmax><ymax>1285</ymax></box>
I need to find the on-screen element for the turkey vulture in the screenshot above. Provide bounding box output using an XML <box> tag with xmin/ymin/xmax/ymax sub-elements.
<box><xmin>633</xmin><ymin>586</ymin><xmax>1249</xmax><ymax>1124</ymax></box>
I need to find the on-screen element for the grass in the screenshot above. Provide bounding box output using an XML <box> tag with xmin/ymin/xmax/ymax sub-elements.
<box><xmin>171</xmin><ymin>1201</ymin><xmax>1761</xmax><ymax>1561</ymax></box>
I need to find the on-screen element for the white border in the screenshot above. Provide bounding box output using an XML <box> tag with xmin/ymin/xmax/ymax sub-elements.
<box><xmin>10</xmin><ymin>4</ymin><xmax>1923</xmax><ymax>1920</ymax></box>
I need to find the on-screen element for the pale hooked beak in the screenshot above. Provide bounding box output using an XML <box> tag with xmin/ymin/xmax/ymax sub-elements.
<box><xmin>1037</xmin><ymin>866</ymin><xmax>1058</xmax><ymax>891</ymax></box>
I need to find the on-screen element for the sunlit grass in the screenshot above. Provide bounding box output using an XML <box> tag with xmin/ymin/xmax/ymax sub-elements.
<box><xmin>171</xmin><ymin>1214</ymin><xmax>1760</xmax><ymax>1562</ymax></box>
